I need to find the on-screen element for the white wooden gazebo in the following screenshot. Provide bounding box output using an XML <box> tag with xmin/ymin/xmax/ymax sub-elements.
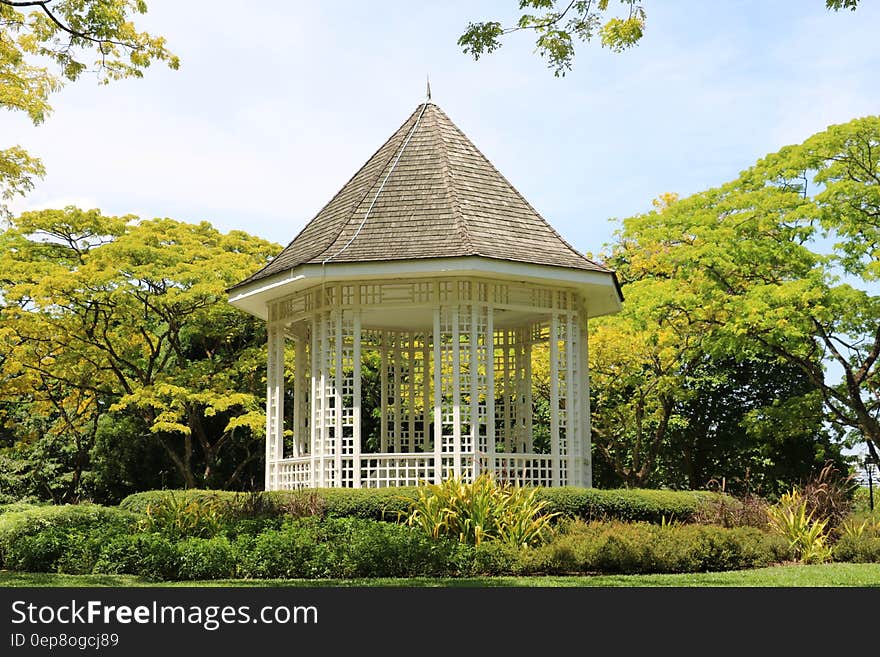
<box><xmin>228</xmin><ymin>101</ymin><xmax>622</xmax><ymax>490</ymax></box>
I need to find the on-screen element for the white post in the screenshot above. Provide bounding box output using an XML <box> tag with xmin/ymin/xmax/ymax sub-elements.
<box><xmin>309</xmin><ymin>314</ymin><xmax>318</xmax><ymax>488</ymax></box>
<box><xmin>393</xmin><ymin>333</ymin><xmax>402</xmax><ymax>452</ymax></box>
<box><xmin>565</xmin><ymin>310</ymin><xmax>576</xmax><ymax>487</ymax></box>
<box><xmin>265</xmin><ymin>320</ymin><xmax>285</xmax><ymax>491</ymax></box>
<box><xmin>293</xmin><ymin>332</ymin><xmax>305</xmax><ymax>458</ymax></box>
<box><xmin>486</xmin><ymin>305</ymin><xmax>495</xmax><ymax>474</ymax></box>
<box><xmin>470</xmin><ymin>303</ymin><xmax>479</xmax><ymax>479</ymax></box>
<box><xmin>550</xmin><ymin>313</ymin><xmax>561</xmax><ymax>488</ymax></box>
<box><xmin>581</xmin><ymin>308</ymin><xmax>592</xmax><ymax>487</ymax></box>
<box><xmin>353</xmin><ymin>310</ymin><xmax>362</xmax><ymax>488</ymax></box>
<box><xmin>423</xmin><ymin>337</ymin><xmax>431</xmax><ymax>452</ymax></box>
<box><xmin>409</xmin><ymin>334</ymin><xmax>417</xmax><ymax>453</ymax></box>
<box><xmin>433</xmin><ymin>304</ymin><xmax>442</xmax><ymax>483</ymax></box>
<box><xmin>319</xmin><ymin>311</ymin><xmax>330</xmax><ymax>488</ymax></box>
<box><xmin>452</xmin><ymin>305</ymin><xmax>462</xmax><ymax>479</ymax></box>
<box><xmin>380</xmin><ymin>332</ymin><xmax>388</xmax><ymax>453</ymax></box>
<box><xmin>524</xmin><ymin>326</ymin><xmax>533</xmax><ymax>453</ymax></box>
<box><xmin>503</xmin><ymin>329</ymin><xmax>512</xmax><ymax>452</ymax></box>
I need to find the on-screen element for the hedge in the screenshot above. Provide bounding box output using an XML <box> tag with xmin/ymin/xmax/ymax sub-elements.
<box><xmin>472</xmin><ymin>521</ymin><xmax>791</xmax><ymax>575</ymax></box>
<box><xmin>0</xmin><ymin>504</ymin><xmax>138</xmax><ymax>573</ymax></box>
<box><xmin>120</xmin><ymin>487</ymin><xmax>728</xmax><ymax>524</ymax></box>
<box><xmin>535</xmin><ymin>488</ymin><xmax>727</xmax><ymax>524</ymax></box>
<box><xmin>0</xmin><ymin>504</ymin><xmax>793</xmax><ymax>579</ymax></box>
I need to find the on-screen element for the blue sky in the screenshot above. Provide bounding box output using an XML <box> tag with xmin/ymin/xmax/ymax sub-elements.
<box><xmin>4</xmin><ymin>1</ymin><xmax>880</xmax><ymax>258</ymax></box>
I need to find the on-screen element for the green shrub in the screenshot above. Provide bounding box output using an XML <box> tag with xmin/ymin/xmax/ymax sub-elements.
<box><xmin>767</xmin><ymin>490</ymin><xmax>833</xmax><ymax>564</ymax></box>
<box><xmin>0</xmin><ymin>504</ymin><xmax>137</xmax><ymax>572</ymax></box>
<box><xmin>471</xmin><ymin>541</ymin><xmax>527</xmax><ymax>576</ymax></box>
<box><xmin>177</xmin><ymin>537</ymin><xmax>237</xmax><ymax>580</ymax></box>
<box><xmin>339</xmin><ymin>519</ymin><xmax>468</xmax><ymax>577</ymax></box>
<box><xmin>140</xmin><ymin>492</ymin><xmax>225</xmax><ymax>540</ymax></box>
<box><xmin>122</xmin><ymin>488</ymin><xmax>421</xmax><ymax>523</ymax></box>
<box><xmin>536</xmin><ymin>488</ymin><xmax>725</xmax><ymax>524</ymax></box>
<box><xmin>479</xmin><ymin>521</ymin><xmax>790</xmax><ymax>575</ymax></box>
<box><xmin>832</xmin><ymin>515</ymin><xmax>880</xmax><ymax>562</ymax></box>
<box><xmin>404</xmin><ymin>475</ymin><xmax>557</xmax><ymax>546</ymax></box>
<box><xmin>833</xmin><ymin>535</ymin><xmax>880</xmax><ymax>562</ymax></box>
<box><xmin>238</xmin><ymin>517</ymin><xmax>467</xmax><ymax>579</ymax></box>
<box><xmin>93</xmin><ymin>534</ymin><xmax>179</xmax><ymax>581</ymax></box>
<box><xmin>0</xmin><ymin>502</ymin><xmax>43</xmax><ymax>515</ymax></box>
<box><xmin>121</xmin><ymin>487</ymin><xmax>725</xmax><ymax>526</ymax></box>
<box><xmin>121</xmin><ymin>490</ymin><xmax>224</xmax><ymax>514</ymax></box>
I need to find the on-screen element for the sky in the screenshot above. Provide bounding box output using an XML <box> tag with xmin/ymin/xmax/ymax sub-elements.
<box><xmin>4</xmin><ymin>0</ymin><xmax>880</xmax><ymax>258</ymax></box>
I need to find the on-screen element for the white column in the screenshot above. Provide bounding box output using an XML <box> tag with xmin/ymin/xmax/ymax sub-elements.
<box><xmin>433</xmin><ymin>304</ymin><xmax>442</xmax><ymax>483</ymax></box>
<box><xmin>580</xmin><ymin>308</ymin><xmax>592</xmax><ymax>488</ymax></box>
<box><xmin>319</xmin><ymin>311</ymin><xmax>330</xmax><ymax>488</ymax></box>
<box><xmin>293</xmin><ymin>331</ymin><xmax>306</xmax><ymax>458</ymax></box>
<box><xmin>502</xmin><ymin>330</ymin><xmax>512</xmax><ymax>452</ymax></box>
<box><xmin>423</xmin><ymin>336</ymin><xmax>431</xmax><ymax>451</ymax></box>
<box><xmin>353</xmin><ymin>310</ymin><xmax>362</xmax><ymax>488</ymax></box>
<box><xmin>380</xmin><ymin>332</ymin><xmax>388</xmax><ymax>453</ymax></box>
<box><xmin>452</xmin><ymin>305</ymin><xmax>462</xmax><ymax>479</ymax></box>
<box><xmin>550</xmin><ymin>313</ymin><xmax>561</xmax><ymax>488</ymax></box>
<box><xmin>408</xmin><ymin>334</ymin><xmax>417</xmax><ymax>453</ymax></box>
<box><xmin>565</xmin><ymin>310</ymin><xmax>576</xmax><ymax>487</ymax></box>
<box><xmin>524</xmin><ymin>327</ymin><xmax>533</xmax><ymax>452</ymax></box>
<box><xmin>265</xmin><ymin>320</ymin><xmax>285</xmax><ymax>491</ymax></box>
<box><xmin>393</xmin><ymin>333</ymin><xmax>402</xmax><ymax>452</ymax></box>
<box><xmin>486</xmin><ymin>305</ymin><xmax>496</xmax><ymax>473</ymax></box>
<box><xmin>470</xmin><ymin>303</ymin><xmax>479</xmax><ymax>479</ymax></box>
<box><xmin>309</xmin><ymin>313</ymin><xmax>324</xmax><ymax>488</ymax></box>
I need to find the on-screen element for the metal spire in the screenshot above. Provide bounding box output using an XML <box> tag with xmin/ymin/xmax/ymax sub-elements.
<box><xmin>426</xmin><ymin>75</ymin><xmax>431</xmax><ymax>101</ymax></box>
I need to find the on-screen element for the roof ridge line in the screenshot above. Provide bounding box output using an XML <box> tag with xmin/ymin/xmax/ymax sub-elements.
<box><xmin>312</xmin><ymin>104</ymin><xmax>429</xmax><ymax>264</ymax></box>
<box><xmin>434</xmin><ymin>107</ymin><xmax>474</xmax><ymax>255</ymax></box>
<box><xmin>433</xmin><ymin>105</ymin><xmax>610</xmax><ymax>273</ymax></box>
<box><xmin>241</xmin><ymin>105</ymin><xmax>426</xmax><ymax>285</ymax></box>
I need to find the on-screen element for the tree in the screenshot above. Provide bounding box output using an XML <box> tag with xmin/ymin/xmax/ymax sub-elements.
<box><xmin>459</xmin><ymin>1</ymin><xmax>861</xmax><ymax>76</ymax></box>
<box><xmin>616</xmin><ymin>115</ymin><xmax>880</xmax><ymax>469</ymax></box>
<box><xmin>662</xmin><ymin>356</ymin><xmax>844</xmax><ymax>496</ymax></box>
<box><xmin>0</xmin><ymin>1</ymin><xmax>177</xmax><ymax>213</ymax></box>
<box><xmin>0</xmin><ymin>208</ymin><xmax>279</xmax><ymax>494</ymax></box>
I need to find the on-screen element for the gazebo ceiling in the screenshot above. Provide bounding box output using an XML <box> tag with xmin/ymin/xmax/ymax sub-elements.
<box><xmin>229</xmin><ymin>101</ymin><xmax>622</xmax><ymax>320</ymax></box>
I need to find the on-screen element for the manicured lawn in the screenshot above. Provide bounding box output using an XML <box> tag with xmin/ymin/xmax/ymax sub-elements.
<box><xmin>2</xmin><ymin>563</ymin><xmax>879</xmax><ymax>587</ymax></box>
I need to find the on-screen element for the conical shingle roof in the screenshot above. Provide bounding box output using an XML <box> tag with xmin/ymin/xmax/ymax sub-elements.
<box><xmin>233</xmin><ymin>102</ymin><xmax>610</xmax><ymax>289</ymax></box>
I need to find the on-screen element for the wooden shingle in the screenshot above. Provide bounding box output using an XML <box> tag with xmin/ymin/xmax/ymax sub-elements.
<box><xmin>233</xmin><ymin>103</ymin><xmax>610</xmax><ymax>288</ymax></box>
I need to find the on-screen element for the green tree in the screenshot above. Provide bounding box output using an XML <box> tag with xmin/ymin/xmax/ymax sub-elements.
<box><xmin>662</xmin><ymin>356</ymin><xmax>844</xmax><ymax>496</ymax></box>
<box><xmin>0</xmin><ymin>0</ymin><xmax>177</xmax><ymax>213</ymax></box>
<box><xmin>0</xmin><ymin>208</ymin><xmax>279</xmax><ymax>495</ymax></box>
<box><xmin>616</xmin><ymin>115</ymin><xmax>880</xmax><ymax>469</ymax></box>
<box><xmin>459</xmin><ymin>0</ymin><xmax>861</xmax><ymax>76</ymax></box>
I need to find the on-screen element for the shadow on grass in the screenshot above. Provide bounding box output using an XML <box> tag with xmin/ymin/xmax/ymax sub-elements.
<box><xmin>2</xmin><ymin>563</ymin><xmax>880</xmax><ymax>587</ymax></box>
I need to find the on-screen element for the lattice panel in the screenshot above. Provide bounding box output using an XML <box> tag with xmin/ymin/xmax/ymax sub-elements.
<box><xmin>438</xmin><ymin>309</ymin><xmax>456</xmax><ymax>456</ymax></box>
<box><xmin>471</xmin><ymin>305</ymin><xmax>490</xmax><ymax>455</ymax></box>
<box><xmin>276</xmin><ymin>458</ymin><xmax>312</xmax><ymax>489</ymax></box>
<box><xmin>490</xmin><ymin>455</ymin><xmax>554</xmax><ymax>487</ymax></box>
<box><xmin>361</xmin><ymin>455</ymin><xmax>434</xmax><ymax>488</ymax></box>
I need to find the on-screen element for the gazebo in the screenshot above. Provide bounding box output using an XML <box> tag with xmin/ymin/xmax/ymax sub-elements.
<box><xmin>228</xmin><ymin>100</ymin><xmax>622</xmax><ymax>490</ymax></box>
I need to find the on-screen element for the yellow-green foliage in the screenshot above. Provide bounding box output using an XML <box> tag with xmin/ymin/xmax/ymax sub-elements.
<box><xmin>403</xmin><ymin>474</ymin><xmax>557</xmax><ymax>547</ymax></box>
<box><xmin>140</xmin><ymin>492</ymin><xmax>225</xmax><ymax>540</ymax></box>
<box><xmin>766</xmin><ymin>490</ymin><xmax>832</xmax><ymax>564</ymax></box>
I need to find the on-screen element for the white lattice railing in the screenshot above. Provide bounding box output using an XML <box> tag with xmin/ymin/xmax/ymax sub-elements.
<box><xmin>275</xmin><ymin>457</ymin><xmax>312</xmax><ymax>489</ymax></box>
<box><xmin>360</xmin><ymin>453</ymin><xmax>435</xmax><ymax>488</ymax></box>
<box><xmin>269</xmin><ymin>451</ymin><xmax>559</xmax><ymax>490</ymax></box>
<box><xmin>482</xmin><ymin>454</ymin><xmax>556</xmax><ymax>487</ymax></box>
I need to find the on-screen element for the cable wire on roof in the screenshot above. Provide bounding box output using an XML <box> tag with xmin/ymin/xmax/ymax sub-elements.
<box><xmin>321</xmin><ymin>101</ymin><xmax>430</xmax><ymax>265</ymax></box>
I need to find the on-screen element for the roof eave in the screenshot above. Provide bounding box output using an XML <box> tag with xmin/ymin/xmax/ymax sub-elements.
<box><xmin>228</xmin><ymin>256</ymin><xmax>623</xmax><ymax>322</ymax></box>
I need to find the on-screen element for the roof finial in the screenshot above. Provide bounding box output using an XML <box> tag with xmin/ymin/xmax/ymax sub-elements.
<box><xmin>426</xmin><ymin>75</ymin><xmax>431</xmax><ymax>102</ymax></box>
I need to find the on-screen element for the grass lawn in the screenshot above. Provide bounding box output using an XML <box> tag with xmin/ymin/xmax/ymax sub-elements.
<box><xmin>2</xmin><ymin>563</ymin><xmax>880</xmax><ymax>587</ymax></box>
